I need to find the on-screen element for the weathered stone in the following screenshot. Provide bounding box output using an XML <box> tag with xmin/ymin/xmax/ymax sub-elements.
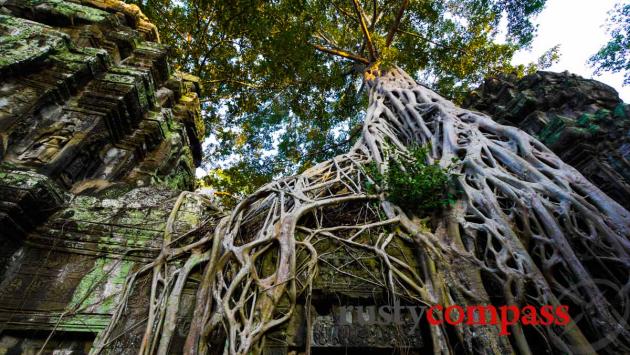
<box><xmin>0</xmin><ymin>186</ymin><xmax>217</xmax><ymax>331</ymax></box>
<box><xmin>464</xmin><ymin>71</ymin><xmax>630</xmax><ymax>208</ymax></box>
<box><xmin>0</xmin><ymin>167</ymin><xmax>68</xmax><ymax>274</ymax></box>
<box><xmin>0</xmin><ymin>1</ymin><xmax>212</xmax><ymax>352</ymax></box>
<box><xmin>0</xmin><ymin>0</ymin><xmax>203</xmax><ymax>193</ymax></box>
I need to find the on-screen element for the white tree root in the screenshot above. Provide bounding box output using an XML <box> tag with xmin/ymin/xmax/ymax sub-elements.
<box><xmin>91</xmin><ymin>67</ymin><xmax>630</xmax><ymax>355</ymax></box>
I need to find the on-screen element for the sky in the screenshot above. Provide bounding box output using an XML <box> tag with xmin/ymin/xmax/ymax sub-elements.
<box><xmin>512</xmin><ymin>0</ymin><xmax>629</xmax><ymax>101</ymax></box>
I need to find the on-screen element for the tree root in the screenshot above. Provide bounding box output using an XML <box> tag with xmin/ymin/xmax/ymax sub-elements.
<box><xmin>91</xmin><ymin>67</ymin><xmax>630</xmax><ymax>355</ymax></box>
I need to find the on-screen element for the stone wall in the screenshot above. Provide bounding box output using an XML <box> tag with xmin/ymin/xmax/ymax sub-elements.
<box><xmin>0</xmin><ymin>1</ymin><xmax>216</xmax><ymax>353</ymax></box>
<box><xmin>464</xmin><ymin>71</ymin><xmax>630</xmax><ymax>209</ymax></box>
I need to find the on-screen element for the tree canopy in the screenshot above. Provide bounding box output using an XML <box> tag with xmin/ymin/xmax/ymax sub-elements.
<box><xmin>590</xmin><ymin>3</ymin><xmax>629</xmax><ymax>86</ymax></box>
<box><xmin>131</xmin><ymin>0</ymin><xmax>552</xmax><ymax>198</ymax></box>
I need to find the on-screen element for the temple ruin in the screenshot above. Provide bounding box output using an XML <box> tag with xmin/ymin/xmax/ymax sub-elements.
<box><xmin>0</xmin><ymin>1</ymin><xmax>628</xmax><ymax>354</ymax></box>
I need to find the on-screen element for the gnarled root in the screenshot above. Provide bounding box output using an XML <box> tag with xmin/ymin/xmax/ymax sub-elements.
<box><xmin>92</xmin><ymin>67</ymin><xmax>630</xmax><ymax>355</ymax></box>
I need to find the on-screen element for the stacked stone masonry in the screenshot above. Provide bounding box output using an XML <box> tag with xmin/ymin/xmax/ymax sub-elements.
<box><xmin>464</xmin><ymin>71</ymin><xmax>630</xmax><ymax>209</ymax></box>
<box><xmin>0</xmin><ymin>0</ymin><xmax>214</xmax><ymax>353</ymax></box>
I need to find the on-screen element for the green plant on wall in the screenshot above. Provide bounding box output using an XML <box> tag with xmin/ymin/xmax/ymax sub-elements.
<box><xmin>364</xmin><ymin>144</ymin><xmax>458</xmax><ymax>214</ymax></box>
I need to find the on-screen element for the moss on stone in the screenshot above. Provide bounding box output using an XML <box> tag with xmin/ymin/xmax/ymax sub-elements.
<box><xmin>613</xmin><ymin>103</ymin><xmax>628</xmax><ymax>119</ymax></box>
<box><xmin>25</xmin><ymin>0</ymin><xmax>110</xmax><ymax>23</ymax></box>
<box><xmin>537</xmin><ymin>114</ymin><xmax>568</xmax><ymax>145</ymax></box>
<box><xmin>0</xmin><ymin>14</ymin><xmax>68</xmax><ymax>71</ymax></box>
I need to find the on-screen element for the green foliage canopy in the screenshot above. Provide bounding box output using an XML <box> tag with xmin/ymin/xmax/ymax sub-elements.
<box><xmin>590</xmin><ymin>3</ymin><xmax>630</xmax><ymax>86</ymax></box>
<box><xmin>131</xmin><ymin>0</ymin><xmax>549</xmax><ymax>196</ymax></box>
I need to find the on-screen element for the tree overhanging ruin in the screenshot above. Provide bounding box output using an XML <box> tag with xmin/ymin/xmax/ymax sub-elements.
<box><xmin>0</xmin><ymin>1</ymin><xmax>629</xmax><ymax>354</ymax></box>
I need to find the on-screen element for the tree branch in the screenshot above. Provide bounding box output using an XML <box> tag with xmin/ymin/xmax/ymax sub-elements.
<box><xmin>311</xmin><ymin>43</ymin><xmax>370</xmax><ymax>64</ymax></box>
<box><xmin>385</xmin><ymin>0</ymin><xmax>409</xmax><ymax>47</ymax></box>
<box><xmin>370</xmin><ymin>0</ymin><xmax>377</xmax><ymax>31</ymax></box>
<box><xmin>397</xmin><ymin>29</ymin><xmax>466</xmax><ymax>55</ymax></box>
<box><xmin>313</xmin><ymin>31</ymin><xmax>338</xmax><ymax>47</ymax></box>
<box><xmin>350</xmin><ymin>0</ymin><xmax>377</xmax><ymax>62</ymax></box>
<box><xmin>332</xmin><ymin>2</ymin><xmax>358</xmax><ymax>24</ymax></box>
<box><xmin>206</xmin><ymin>79</ymin><xmax>262</xmax><ymax>88</ymax></box>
